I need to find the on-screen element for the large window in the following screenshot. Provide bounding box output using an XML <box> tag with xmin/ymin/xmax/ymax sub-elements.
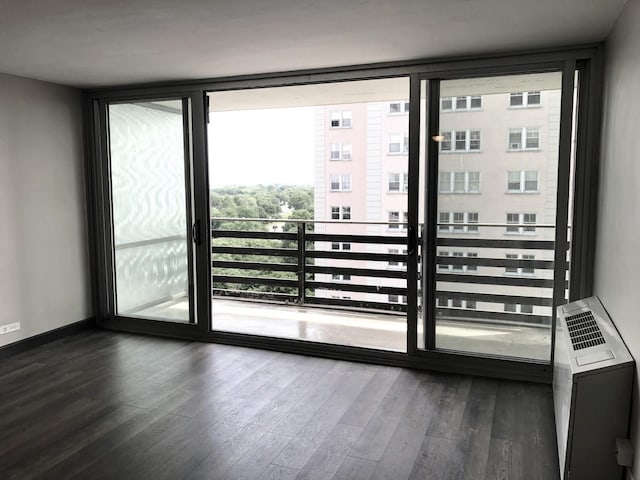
<box><xmin>509</xmin><ymin>127</ymin><xmax>540</xmax><ymax>150</ymax></box>
<box><xmin>507</xmin><ymin>171</ymin><xmax>538</xmax><ymax>192</ymax></box>
<box><xmin>330</xmin><ymin>111</ymin><xmax>352</xmax><ymax>128</ymax></box>
<box><xmin>440</xmin><ymin>130</ymin><xmax>481</xmax><ymax>152</ymax></box>
<box><xmin>439</xmin><ymin>171</ymin><xmax>480</xmax><ymax>193</ymax></box>
<box><xmin>510</xmin><ymin>91</ymin><xmax>541</xmax><ymax>107</ymax></box>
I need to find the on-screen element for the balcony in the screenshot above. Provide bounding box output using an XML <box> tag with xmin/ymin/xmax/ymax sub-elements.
<box><xmin>204</xmin><ymin>218</ymin><xmax>556</xmax><ymax>360</ymax></box>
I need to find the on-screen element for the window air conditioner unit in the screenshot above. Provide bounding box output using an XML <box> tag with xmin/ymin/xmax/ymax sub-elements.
<box><xmin>553</xmin><ymin>296</ymin><xmax>634</xmax><ymax>480</ymax></box>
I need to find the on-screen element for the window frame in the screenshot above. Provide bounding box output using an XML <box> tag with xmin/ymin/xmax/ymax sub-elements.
<box><xmin>440</xmin><ymin>129</ymin><xmax>482</xmax><ymax>152</ymax></box>
<box><xmin>508</xmin><ymin>127</ymin><xmax>540</xmax><ymax>151</ymax></box>
<box><xmin>506</xmin><ymin>170</ymin><xmax>539</xmax><ymax>193</ymax></box>
<box><xmin>329</xmin><ymin>111</ymin><xmax>352</xmax><ymax>128</ymax></box>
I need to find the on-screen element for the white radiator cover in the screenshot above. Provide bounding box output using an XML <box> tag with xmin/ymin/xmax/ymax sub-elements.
<box><xmin>554</xmin><ymin>296</ymin><xmax>634</xmax><ymax>480</ymax></box>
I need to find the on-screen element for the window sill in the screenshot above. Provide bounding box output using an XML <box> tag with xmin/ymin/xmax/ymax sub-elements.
<box><xmin>507</xmin><ymin>105</ymin><xmax>542</xmax><ymax>110</ymax></box>
<box><xmin>440</xmin><ymin>150</ymin><xmax>483</xmax><ymax>154</ymax></box>
<box><xmin>439</xmin><ymin>191</ymin><xmax>482</xmax><ymax>195</ymax></box>
<box><xmin>505</xmin><ymin>190</ymin><xmax>540</xmax><ymax>194</ymax></box>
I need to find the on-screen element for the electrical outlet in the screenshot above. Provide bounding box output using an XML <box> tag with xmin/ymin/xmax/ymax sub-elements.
<box><xmin>0</xmin><ymin>322</ymin><xmax>20</xmax><ymax>334</ymax></box>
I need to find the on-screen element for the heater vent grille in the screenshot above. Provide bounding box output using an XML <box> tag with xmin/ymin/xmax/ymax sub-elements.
<box><xmin>565</xmin><ymin>310</ymin><xmax>605</xmax><ymax>351</ymax></box>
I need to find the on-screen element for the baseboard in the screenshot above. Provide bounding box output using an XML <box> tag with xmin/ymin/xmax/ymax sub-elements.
<box><xmin>0</xmin><ymin>317</ymin><xmax>96</xmax><ymax>361</ymax></box>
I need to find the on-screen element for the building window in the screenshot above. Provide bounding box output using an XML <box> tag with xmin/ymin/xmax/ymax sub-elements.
<box><xmin>522</xmin><ymin>254</ymin><xmax>535</xmax><ymax>274</ymax></box>
<box><xmin>389</xmin><ymin>101</ymin><xmax>410</xmax><ymax>114</ymax></box>
<box><xmin>388</xmin><ymin>294</ymin><xmax>408</xmax><ymax>304</ymax></box>
<box><xmin>330</xmin><ymin>143</ymin><xmax>352</xmax><ymax>161</ymax></box>
<box><xmin>331</xmin><ymin>206</ymin><xmax>351</xmax><ymax>220</ymax></box>
<box><xmin>388</xmin><ymin>172</ymin><xmax>409</xmax><ymax>192</ymax></box>
<box><xmin>505</xmin><ymin>303</ymin><xmax>533</xmax><ymax>313</ymax></box>
<box><xmin>452</xmin><ymin>252</ymin><xmax>464</xmax><ymax>271</ymax></box>
<box><xmin>510</xmin><ymin>91</ymin><xmax>541</xmax><ymax>107</ymax></box>
<box><xmin>330</xmin><ymin>174</ymin><xmax>351</xmax><ymax>191</ymax></box>
<box><xmin>332</xmin><ymin>242</ymin><xmax>351</xmax><ymax>250</ymax></box>
<box><xmin>509</xmin><ymin>127</ymin><xmax>540</xmax><ymax>150</ymax></box>
<box><xmin>388</xmin><ymin>134</ymin><xmax>409</xmax><ymax>154</ymax></box>
<box><xmin>439</xmin><ymin>212</ymin><xmax>479</xmax><ymax>233</ymax></box>
<box><xmin>505</xmin><ymin>253</ymin><xmax>535</xmax><ymax>275</ymax></box>
<box><xmin>440</xmin><ymin>130</ymin><xmax>481</xmax><ymax>152</ymax></box>
<box><xmin>438</xmin><ymin>251</ymin><xmax>478</xmax><ymax>272</ymax></box>
<box><xmin>330</xmin><ymin>111</ymin><xmax>352</xmax><ymax>128</ymax></box>
<box><xmin>439</xmin><ymin>171</ymin><xmax>481</xmax><ymax>193</ymax></box>
<box><xmin>505</xmin><ymin>253</ymin><xmax>518</xmax><ymax>273</ymax></box>
<box><xmin>467</xmin><ymin>212</ymin><xmax>479</xmax><ymax>232</ymax></box>
<box><xmin>438</xmin><ymin>251</ymin><xmax>450</xmax><ymax>271</ymax></box>
<box><xmin>466</xmin><ymin>252</ymin><xmax>478</xmax><ymax>272</ymax></box>
<box><xmin>332</xmin><ymin>274</ymin><xmax>351</xmax><ymax>281</ymax></box>
<box><xmin>388</xmin><ymin>248</ymin><xmax>408</xmax><ymax>268</ymax></box>
<box><xmin>441</xmin><ymin>95</ymin><xmax>482</xmax><ymax>111</ymax></box>
<box><xmin>388</xmin><ymin>173</ymin><xmax>400</xmax><ymax>192</ymax></box>
<box><xmin>388</xmin><ymin>211</ymin><xmax>408</xmax><ymax>230</ymax></box>
<box><xmin>507</xmin><ymin>171</ymin><xmax>538</xmax><ymax>192</ymax></box>
<box><xmin>506</xmin><ymin>213</ymin><xmax>536</xmax><ymax>234</ymax></box>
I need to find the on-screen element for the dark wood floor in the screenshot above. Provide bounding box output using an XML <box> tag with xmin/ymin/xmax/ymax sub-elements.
<box><xmin>0</xmin><ymin>330</ymin><xmax>559</xmax><ymax>480</ymax></box>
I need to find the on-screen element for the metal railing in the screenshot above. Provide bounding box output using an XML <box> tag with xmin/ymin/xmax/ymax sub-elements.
<box><xmin>211</xmin><ymin>218</ymin><xmax>561</xmax><ymax>326</ymax></box>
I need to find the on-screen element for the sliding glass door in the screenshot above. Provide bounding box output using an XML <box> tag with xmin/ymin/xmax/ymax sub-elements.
<box><xmin>90</xmin><ymin>51</ymin><xmax>588</xmax><ymax>380</ymax></box>
<box><xmin>107</xmin><ymin>98</ymin><xmax>195</xmax><ymax>322</ymax></box>
<box><xmin>416</xmin><ymin>70</ymin><xmax>572</xmax><ymax>361</ymax></box>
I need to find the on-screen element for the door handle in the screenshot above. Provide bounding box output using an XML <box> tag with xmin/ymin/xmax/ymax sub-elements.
<box><xmin>192</xmin><ymin>220</ymin><xmax>201</xmax><ymax>246</ymax></box>
<box><xmin>407</xmin><ymin>225</ymin><xmax>417</xmax><ymax>255</ymax></box>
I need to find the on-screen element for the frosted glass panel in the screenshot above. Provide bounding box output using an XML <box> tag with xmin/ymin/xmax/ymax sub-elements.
<box><xmin>109</xmin><ymin>100</ymin><xmax>190</xmax><ymax>321</ymax></box>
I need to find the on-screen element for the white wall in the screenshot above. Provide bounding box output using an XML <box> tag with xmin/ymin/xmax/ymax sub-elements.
<box><xmin>0</xmin><ymin>73</ymin><xmax>91</xmax><ymax>347</ymax></box>
<box><xmin>595</xmin><ymin>0</ymin><xmax>640</xmax><ymax>477</ymax></box>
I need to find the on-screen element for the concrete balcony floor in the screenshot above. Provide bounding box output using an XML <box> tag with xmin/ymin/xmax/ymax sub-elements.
<box><xmin>135</xmin><ymin>297</ymin><xmax>551</xmax><ymax>361</ymax></box>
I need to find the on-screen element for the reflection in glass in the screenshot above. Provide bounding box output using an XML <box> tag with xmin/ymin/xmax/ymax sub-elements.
<box><xmin>109</xmin><ymin>100</ymin><xmax>191</xmax><ymax>322</ymax></box>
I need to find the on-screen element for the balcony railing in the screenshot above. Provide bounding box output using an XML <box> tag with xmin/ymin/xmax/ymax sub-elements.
<box><xmin>211</xmin><ymin>218</ymin><xmax>562</xmax><ymax>327</ymax></box>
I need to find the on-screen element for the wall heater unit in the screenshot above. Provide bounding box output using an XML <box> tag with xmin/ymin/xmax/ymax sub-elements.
<box><xmin>553</xmin><ymin>296</ymin><xmax>634</xmax><ymax>480</ymax></box>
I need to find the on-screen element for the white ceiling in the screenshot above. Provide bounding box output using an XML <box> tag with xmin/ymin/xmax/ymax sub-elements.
<box><xmin>0</xmin><ymin>0</ymin><xmax>627</xmax><ymax>89</ymax></box>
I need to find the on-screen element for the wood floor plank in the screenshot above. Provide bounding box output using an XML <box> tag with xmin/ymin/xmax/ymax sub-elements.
<box><xmin>331</xmin><ymin>455</ymin><xmax>378</xmax><ymax>480</ymax></box>
<box><xmin>272</xmin><ymin>364</ymin><xmax>376</xmax><ymax>469</ymax></box>
<box><xmin>3</xmin><ymin>404</ymin><xmax>141</xmax><ymax>479</ymax></box>
<box><xmin>425</xmin><ymin>375</ymin><xmax>472</xmax><ymax>439</ymax></box>
<box><xmin>257</xmin><ymin>464</ymin><xmax>301</xmax><ymax>480</ymax></box>
<box><xmin>0</xmin><ymin>331</ymin><xmax>561</xmax><ymax>480</ymax></box>
<box><xmin>348</xmin><ymin>369</ymin><xmax>424</xmax><ymax>461</ymax></box>
<box><xmin>370</xmin><ymin>379</ymin><xmax>445</xmax><ymax>480</ymax></box>
<box><xmin>71</xmin><ymin>413</ymin><xmax>189</xmax><ymax>480</ymax></box>
<box><xmin>295</xmin><ymin>423</ymin><xmax>363</xmax><ymax>480</ymax></box>
<box><xmin>339</xmin><ymin>366</ymin><xmax>402</xmax><ymax>428</ymax></box>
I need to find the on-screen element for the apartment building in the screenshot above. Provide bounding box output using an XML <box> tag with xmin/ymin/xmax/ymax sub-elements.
<box><xmin>314</xmin><ymin>82</ymin><xmax>560</xmax><ymax>324</ymax></box>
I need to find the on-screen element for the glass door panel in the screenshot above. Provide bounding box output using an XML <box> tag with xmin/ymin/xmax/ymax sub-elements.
<box><xmin>207</xmin><ymin>78</ymin><xmax>409</xmax><ymax>351</ymax></box>
<box><xmin>108</xmin><ymin>99</ymin><xmax>193</xmax><ymax>322</ymax></box>
<box><xmin>419</xmin><ymin>72</ymin><xmax>563</xmax><ymax>360</ymax></box>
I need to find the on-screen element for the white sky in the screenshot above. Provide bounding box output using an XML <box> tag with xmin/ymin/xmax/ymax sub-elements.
<box><xmin>208</xmin><ymin>107</ymin><xmax>315</xmax><ymax>187</ymax></box>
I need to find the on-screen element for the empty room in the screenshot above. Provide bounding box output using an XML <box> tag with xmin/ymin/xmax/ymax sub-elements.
<box><xmin>1</xmin><ymin>1</ymin><xmax>639</xmax><ymax>479</ymax></box>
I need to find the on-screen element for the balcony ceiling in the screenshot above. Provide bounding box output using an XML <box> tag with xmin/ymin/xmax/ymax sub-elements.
<box><xmin>0</xmin><ymin>0</ymin><xmax>627</xmax><ymax>89</ymax></box>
